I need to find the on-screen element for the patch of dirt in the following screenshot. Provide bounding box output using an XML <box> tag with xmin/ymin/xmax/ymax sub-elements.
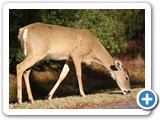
<box><xmin>9</xmin><ymin>74</ymin><xmax>17</xmax><ymax>81</ymax></box>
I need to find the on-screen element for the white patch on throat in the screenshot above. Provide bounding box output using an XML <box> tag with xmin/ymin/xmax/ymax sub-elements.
<box><xmin>23</xmin><ymin>29</ymin><xmax>28</xmax><ymax>56</ymax></box>
<box><xmin>110</xmin><ymin>72</ymin><xmax>115</xmax><ymax>80</ymax></box>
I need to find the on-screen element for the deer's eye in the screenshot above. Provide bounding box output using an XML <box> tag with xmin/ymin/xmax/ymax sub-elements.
<box><xmin>125</xmin><ymin>77</ymin><xmax>129</xmax><ymax>81</ymax></box>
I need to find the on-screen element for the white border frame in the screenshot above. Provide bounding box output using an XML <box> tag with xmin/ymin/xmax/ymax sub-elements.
<box><xmin>3</xmin><ymin>3</ymin><xmax>151</xmax><ymax>115</ymax></box>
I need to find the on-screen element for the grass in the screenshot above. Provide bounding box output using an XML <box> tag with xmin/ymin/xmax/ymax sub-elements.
<box><xmin>9</xmin><ymin>87</ymin><xmax>142</xmax><ymax>109</ymax></box>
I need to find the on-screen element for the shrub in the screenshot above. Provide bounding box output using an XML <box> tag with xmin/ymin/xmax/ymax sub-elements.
<box><xmin>9</xmin><ymin>9</ymin><xmax>144</xmax><ymax>73</ymax></box>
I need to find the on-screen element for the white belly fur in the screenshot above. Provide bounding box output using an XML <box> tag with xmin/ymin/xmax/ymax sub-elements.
<box><xmin>46</xmin><ymin>54</ymin><xmax>69</xmax><ymax>61</ymax></box>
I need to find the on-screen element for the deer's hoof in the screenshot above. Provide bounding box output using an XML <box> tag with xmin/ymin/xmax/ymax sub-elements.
<box><xmin>18</xmin><ymin>98</ymin><xmax>22</xmax><ymax>104</ymax></box>
<box><xmin>81</xmin><ymin>93</ymin><xmax>86</xmax><ymax>98</ymax></box>
<box><xmin>29</xmin><ymin>99</ymin><xmax>34</xmax><ymax>103</ymax></box>
<box><xmin>45</xmin><ymin>95</ymin><xmax>52</xmax><ymax>101</ymax></box>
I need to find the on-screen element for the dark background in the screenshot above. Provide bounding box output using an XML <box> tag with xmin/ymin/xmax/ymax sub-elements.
<box><xmin>9</xmin><ymin>9</ymin><xmax>145</xmax><ymax>73</ymax></box>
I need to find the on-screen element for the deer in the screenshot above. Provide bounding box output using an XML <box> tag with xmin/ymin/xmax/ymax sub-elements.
<box><xmin>17</xmin><ymin>22</ymin><xmax>131</xmax><ymax>104</ymax></box>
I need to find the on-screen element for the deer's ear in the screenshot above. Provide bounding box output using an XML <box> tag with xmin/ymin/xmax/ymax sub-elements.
<box><xmin>115</xmin><ymin>60</ymin><xmax>122</xmax><ymax>70</ymax></box>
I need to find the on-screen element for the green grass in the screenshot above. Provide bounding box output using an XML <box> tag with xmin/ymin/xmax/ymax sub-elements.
<box><xmin>9</xmin><ymin>87</ymin><xmax>142</xmax><ymax>109</ymax></box>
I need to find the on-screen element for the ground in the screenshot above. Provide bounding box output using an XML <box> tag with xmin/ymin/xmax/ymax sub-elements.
<box><xmin>9</xmin><ymin>88</ymin><xmax>142</xmax><ymax>109</ymax></box>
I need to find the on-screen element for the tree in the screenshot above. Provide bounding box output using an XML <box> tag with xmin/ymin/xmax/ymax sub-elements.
<box><xmin>9</xmin><ymin>9</ymin><xmax>145</xmax><ymax>73</ymax></box>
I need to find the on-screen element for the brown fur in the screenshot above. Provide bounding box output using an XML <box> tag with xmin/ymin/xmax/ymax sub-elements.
<box><xmin>17</xmin><ymin>22</ymin><xmax>130</xmax><ymax>104</ymax></box>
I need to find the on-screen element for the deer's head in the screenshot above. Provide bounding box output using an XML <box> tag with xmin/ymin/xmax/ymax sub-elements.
<box><xmin>110</xmin><ymin>60</ymin><xmax>131</xmax><ymax>94</ymax></box>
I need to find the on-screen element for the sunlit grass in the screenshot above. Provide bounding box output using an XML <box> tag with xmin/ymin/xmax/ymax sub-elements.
<box><xmin>9</xmin><ymin>88</ymin><xmax>143</xmax><ymax>109</ymax></box>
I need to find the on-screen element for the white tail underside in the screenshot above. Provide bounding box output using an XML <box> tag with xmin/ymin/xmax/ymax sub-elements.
<box><xmin>23</xmin><ymin>29</ymin><xmax>28</xmax><ymax>56</ymax></box>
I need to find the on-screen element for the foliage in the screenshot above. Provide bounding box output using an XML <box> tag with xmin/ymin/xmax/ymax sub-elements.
<box><xmin>9</xmin><ymin>48</ymin><xmax>24</xmax><ymax>73</ymax></box>
<box><xmin>9</xmin><ymin>9</ymin><xmax>145</xmax><ymax>73</ymax></box>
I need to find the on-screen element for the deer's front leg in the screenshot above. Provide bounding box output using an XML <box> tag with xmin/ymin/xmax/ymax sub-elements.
<box><xmin>72</xmin><ymin>57</ymin><xmax>86</xmax><ymax>97</ymax></box>
<box><xmin>47</xmin><ymin>61</ymin><xmax>70</xmax><ymax>100</ymax></box>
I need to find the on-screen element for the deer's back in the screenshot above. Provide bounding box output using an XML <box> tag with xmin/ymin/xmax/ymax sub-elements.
<box><xmin>18</xmin><ymin>23</ymin><xmax>97</xmax><ymax>58</ymax></box>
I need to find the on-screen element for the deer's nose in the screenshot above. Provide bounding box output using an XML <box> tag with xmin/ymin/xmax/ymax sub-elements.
<box><xmin>123</xmin><ymin>90</ymin><xmax>131</xmax><ymax>94</ymax></box>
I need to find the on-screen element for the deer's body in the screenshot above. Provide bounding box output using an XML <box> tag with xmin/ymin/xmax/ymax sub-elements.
<box><xmin>18</xmin><ymin>23</ymin><xmax>114</xmax><ymax>66</ymax></box>
<box><xmin>17</xmin><ymin>23</ymin><xmax>130</xmax><ymax>104</ymax></box>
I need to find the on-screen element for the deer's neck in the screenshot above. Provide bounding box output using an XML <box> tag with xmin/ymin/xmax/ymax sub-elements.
<box><xmin>93</xmin><ymin>43</ymin><xmax>115</xmax><ymax>71</ymax></box>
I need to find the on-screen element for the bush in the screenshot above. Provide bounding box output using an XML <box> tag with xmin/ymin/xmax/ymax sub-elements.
<box><xmin>9</xmin><ymin>47</ymin><xmax>24</xmax><ymax>73</ymax></box>
<box><xmin>41</xmin><ymin>9</ymin><xmax>126</xmax><ymax>54</ymax></box>
<box><xmin>9</xmin><ymin>9</ymin><xmax>145</xmax><ymax>73</ymax></box>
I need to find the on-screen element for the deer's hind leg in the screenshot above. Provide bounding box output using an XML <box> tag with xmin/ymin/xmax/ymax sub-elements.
<box><xmin>16</xmin><ymin>54</ymin><xmax>47</xmax><ymax>104</ymax></box>
<box><xmin>23</xmin><ymin>69</ymin><xmax>34</xmax><ymax>103</ymax></box>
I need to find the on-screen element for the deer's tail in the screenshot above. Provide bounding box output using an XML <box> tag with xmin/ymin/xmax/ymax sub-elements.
<box><xmin>18</xmin><ymin>28</ymin><xmax>28</xmax><ymax>56</ymax></box>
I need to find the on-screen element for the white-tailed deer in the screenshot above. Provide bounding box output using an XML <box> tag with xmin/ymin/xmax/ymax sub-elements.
<box><xmin>17</xmin><ymin>22</ymin><xmax>131</xmax><ymax>104</ymax></box>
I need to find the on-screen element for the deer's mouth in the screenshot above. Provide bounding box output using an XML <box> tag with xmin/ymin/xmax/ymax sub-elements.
<box><xmin>123</xmin><ymin>90</ymin><xmax>131</xmax><ymax>94</ymax></box>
